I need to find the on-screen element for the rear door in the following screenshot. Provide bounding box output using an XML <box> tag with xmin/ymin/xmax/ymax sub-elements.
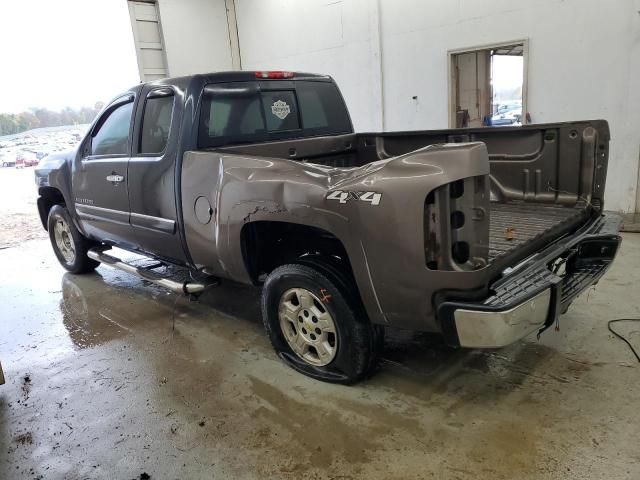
<box><xmin>73</xmin><ymin>94</ymin><xmax>136</xmax><ymax>247</ymax></box>
<box><xmin>127</xmin><ymin>86</ymin><xmax>186</xmax><ymax>263</ymax></box>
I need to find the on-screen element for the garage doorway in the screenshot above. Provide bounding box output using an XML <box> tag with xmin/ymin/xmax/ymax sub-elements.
<box><xmin>448</xmin><ymin>40</ymin><xmax>528</xmax><ymax>128</ymax></box>
<box><xmin>127</xmin><ymin>0</ymin><xmax>169</xmax><ymax>81</ymax></box>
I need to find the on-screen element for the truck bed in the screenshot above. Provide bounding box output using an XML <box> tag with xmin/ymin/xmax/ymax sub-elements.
<box><xmin>217</xmin><ymin>121</ymin><xmax>605</xmax><ymax>272</ymax></box>
<box><xmin>489</xmin><ymin>202</ymin><xmax>588</xmax><ymax>262</ymax></box>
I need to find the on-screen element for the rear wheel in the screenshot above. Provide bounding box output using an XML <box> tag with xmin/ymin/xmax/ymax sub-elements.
<box><xmin>261</xmin><ymin>263</ymin><xmax>383</xmax><ymax>384</ymax></box>
<box><xmin>47</xmin><ymin>204</ymin><xmax>99</xmax><ymax>274</ymax></box>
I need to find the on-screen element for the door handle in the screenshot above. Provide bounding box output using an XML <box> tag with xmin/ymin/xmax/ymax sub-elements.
<box><xmin>106</xmin><ymin>173</ymin><xmax>124</xmax><ymax>184</ymax></box>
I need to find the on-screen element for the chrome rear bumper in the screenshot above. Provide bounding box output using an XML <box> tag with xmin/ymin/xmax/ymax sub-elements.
<box><xmin>454</xmin><ymin>289</ymin><xmax>551</xmax><ymax>348</ymax></box>
<box><xmin>437</xmin><ymin>213</ymin><xmax>622</xmax><ymax>348</ymax></box>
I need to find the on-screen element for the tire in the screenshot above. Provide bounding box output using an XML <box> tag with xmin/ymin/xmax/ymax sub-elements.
<box><xmin>261</xmin><ymin>262</ymin><xmax>383</xmax><ymax>384</ymax></box>
<box><xmin>47</xmin><ymin>204</ymin><xmax>100</xmax><ymax>274</ymax></box>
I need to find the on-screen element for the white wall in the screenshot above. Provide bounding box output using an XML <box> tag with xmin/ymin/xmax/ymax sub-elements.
<box><xmin>234</xmin><ymin>0</ymin><xmax>384</xmax><ymax>132</ymax></box>
<box><xmin>157</xmin><ymin>0</ymin><xmax>234</xmax><ymax>76</ymax></box>
<box><xmin>379</xmin><ymin>0</ymin><xmax>640</xmax><ymax>212</ymax></box>
<box><xmin>153</xmin><ymin>0</ymin><xmax>640</xmax><ymax>212</ymax></box>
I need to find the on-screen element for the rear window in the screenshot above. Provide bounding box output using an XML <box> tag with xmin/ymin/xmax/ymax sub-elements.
<box><xmin>198</xmin><ymin>80</ymin><xmax>352</xmax><ymax>148</ymax></box>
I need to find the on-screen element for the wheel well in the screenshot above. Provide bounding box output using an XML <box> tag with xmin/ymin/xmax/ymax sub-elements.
<box><xmin>241</xmin><ymin>221</ymin><xmax>354</xmax><ymax>284</ymax></box>
<box><xmin>37</xmin><ymin>187</ymin><xmax>65</xmax><ymax>231</ymax></box>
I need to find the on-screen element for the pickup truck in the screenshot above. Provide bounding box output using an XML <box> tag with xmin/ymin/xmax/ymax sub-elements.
<box><xmin>37</xmin><ymin>71</ymin><xmax>622</xmax><ymax>383</ymax></box>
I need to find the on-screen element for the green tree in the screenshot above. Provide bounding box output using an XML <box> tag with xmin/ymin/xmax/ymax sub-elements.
<box><xmin>0</xmin><ymin>103</ymin><xmax>103</xmax><ymax>136</ymax></box>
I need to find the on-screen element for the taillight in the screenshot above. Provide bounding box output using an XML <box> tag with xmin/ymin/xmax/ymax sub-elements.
<box><xmin>255</xmin><ymin>71</ymin><xmax>294</xmax><ymax>79</ymax></box>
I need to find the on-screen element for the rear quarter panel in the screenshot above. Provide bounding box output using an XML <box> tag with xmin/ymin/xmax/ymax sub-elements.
<box><xmin>181</xmin><ymin>143</ymin><xmax>493</xmax><ymax>331</ymax></box>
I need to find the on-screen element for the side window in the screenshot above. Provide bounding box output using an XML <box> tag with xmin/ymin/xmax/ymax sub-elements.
<box><xmin>91</xmin><ymin>101</ymin><xmax>133</xmax><ymax>156</ymax></box>
<box><xmin>140</xmin><ymin>93</ymin><xmax>174</xmax><ymax>154</ymax></box>
<box><xmin>261</xmin><ymin>90</ymin><xmax>300</xmax><ymax>132</ymax></box>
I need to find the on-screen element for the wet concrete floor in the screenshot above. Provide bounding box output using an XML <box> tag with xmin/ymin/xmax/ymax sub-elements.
<box><xmin>1</xmin><ymin>236</ymin><xmax>639</xmax><ymax>479</ymax></box>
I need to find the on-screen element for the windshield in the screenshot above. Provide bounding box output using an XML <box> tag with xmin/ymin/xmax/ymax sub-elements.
<box><xmin>198</xmin><ymin>80</ymin><xmax>352</xmax><ymax>148</ymax></box>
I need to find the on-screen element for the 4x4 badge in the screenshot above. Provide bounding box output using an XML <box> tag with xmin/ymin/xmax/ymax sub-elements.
<box><xmin>326</xmin><ymin>190</ymin><xmax>382</xmax><ymax>206</ymax></box>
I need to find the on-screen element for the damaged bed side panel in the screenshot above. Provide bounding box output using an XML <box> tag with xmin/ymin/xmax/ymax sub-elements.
<box><xmin>181</xmin><ymin>143</ymin><xmax>493</xmax><ymax>331</ymax></box>
<box><xmin>181</xmin><ymin>149</ymin><xmax>353</xmax><ymax>281</ymax></box>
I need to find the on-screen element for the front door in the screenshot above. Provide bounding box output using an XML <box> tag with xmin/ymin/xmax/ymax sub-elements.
<box><xmin>73</xmin><ymin>94</ymin><xmax>136</xmax><ymax>247</ymax></box>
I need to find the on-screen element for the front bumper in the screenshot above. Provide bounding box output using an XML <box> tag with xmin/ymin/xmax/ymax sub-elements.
<box><xmin>437</xmin><ymin>213</ymin><xmax>622</xmax><ymax>348</ymax></box>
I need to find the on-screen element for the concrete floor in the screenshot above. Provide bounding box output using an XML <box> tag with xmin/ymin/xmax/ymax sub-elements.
<box><xmin>1</xmin><ymin>235</ymin><xmax>639</xmax><ymax>480</ymax></box>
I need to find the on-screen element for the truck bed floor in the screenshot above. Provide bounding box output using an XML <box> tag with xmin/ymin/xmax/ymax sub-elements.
<box><xmin>489</xmin><ymin>202</ymin><xmax>587</xmax><ymax>261</ymax></box>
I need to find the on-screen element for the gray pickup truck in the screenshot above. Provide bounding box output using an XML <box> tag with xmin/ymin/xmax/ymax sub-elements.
<box><xmin>37</xmin><ymin>71</ymin><xmax>621</xmax><ymax>383</ymax></box>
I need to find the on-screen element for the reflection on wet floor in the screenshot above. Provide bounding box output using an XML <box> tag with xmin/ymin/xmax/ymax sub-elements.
<box><xmin>1</xmin><ymin>238</ymin><xmax>639</xmax><ymax>479</ymax></box>
<box><xmin>57</xmin><ymin>268</ymin><xmax>553</xmax><ymax>388</ymax></box>
<box><xmin>60</xmin><ymin>274</ymin><xmax>128</xmax><ymax>349</ymax></box>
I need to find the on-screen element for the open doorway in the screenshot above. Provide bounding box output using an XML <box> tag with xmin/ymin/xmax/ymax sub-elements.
<box><xmin>448</xmin><ymin>40</ymin><xmax>527</xmax><ymax>128</ymax></box>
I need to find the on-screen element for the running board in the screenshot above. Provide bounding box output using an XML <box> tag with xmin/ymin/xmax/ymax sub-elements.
<box><xmin>88</xmin><ymin>247</ymin><xmax>218</xmax><ymax>295</ymax></box>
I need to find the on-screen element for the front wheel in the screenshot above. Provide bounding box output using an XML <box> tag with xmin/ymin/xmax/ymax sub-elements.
<box><xmin>47</xmin><ymin>204</ymin><xmax>99</xmax><ymax>274</ymax></box>
<box><xmin>261</xmin><ymin>263</ymin><xmax>383</xmax><ymax>384</ymax></box>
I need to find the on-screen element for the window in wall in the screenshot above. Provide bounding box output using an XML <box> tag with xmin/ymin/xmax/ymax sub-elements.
<box><xmin>140</xmin><ymin>93</ymin><xmax>174</xmax><ymax>154</ymax></box>
<box><xmin>91</xmin><ymin>101</ymin><xmax>134</xmax><ymax>156</ymax></box>
<box><xmin>489</xmin><ymin>49</ymin><xmax>524</xmax><ymax>127</ymax></box>
<box><xmin>449</xmin><ymin>42</ymin><xmax>526</xmax><ymax>128</ymax></box>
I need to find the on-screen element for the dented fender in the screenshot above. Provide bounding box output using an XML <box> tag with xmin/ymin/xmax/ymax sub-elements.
<box><xmin>181</xmin><ymin>142</ymin><xmax>490</xmax><ymax>330</ymax></box>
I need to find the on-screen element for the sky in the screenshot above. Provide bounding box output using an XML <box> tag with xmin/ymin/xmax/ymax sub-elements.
<box><xmin>492</xmin><ymin>55</ymin><xmax>524</xmax><ymax>103</ymax></box>
<box><xmin>0</xmin><ymin>0</ymin><xmax>140</xmax><ymax>114</ymax></box>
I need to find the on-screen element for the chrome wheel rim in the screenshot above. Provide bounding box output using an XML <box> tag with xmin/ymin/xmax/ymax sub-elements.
<box><xmin>278</xmin><ymin>288</ymin><xmax>338</xmax><ymax>366</ymax></box>
<box><xmin>54</xmin><ymin>218</ymin><xmax>75</xmax><ymax>264</ymax></box>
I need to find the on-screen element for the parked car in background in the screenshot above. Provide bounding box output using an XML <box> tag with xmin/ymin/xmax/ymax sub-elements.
<box><xmin>25</xmin><ymin>148</ymin><xmax>49</xmax><ymax>160</ymax></box>
<box><xmin>24</xmin><ymin>156</ymin><xmax>39</xmax><ymax>167</ymax></box>
<box><xmin>1</xmin><ymin>152</ymin><xmax>16</xmax><ymax>167</ymax></box>
<box><xmin>17</xmin><ymin>151</ymin><xmax>38</xmax><ymax>167</ymax></box>
<box><xmin>489</xmin><ymin>103</ymin><xmax>522</xmax><ymax>126</ymax></box>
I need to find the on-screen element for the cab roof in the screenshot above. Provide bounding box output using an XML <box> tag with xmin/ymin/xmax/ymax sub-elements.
<box><xmin>144</xmin><ymin>71</ymin><xmax>333</xmax><ymax>89</ymax></box>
